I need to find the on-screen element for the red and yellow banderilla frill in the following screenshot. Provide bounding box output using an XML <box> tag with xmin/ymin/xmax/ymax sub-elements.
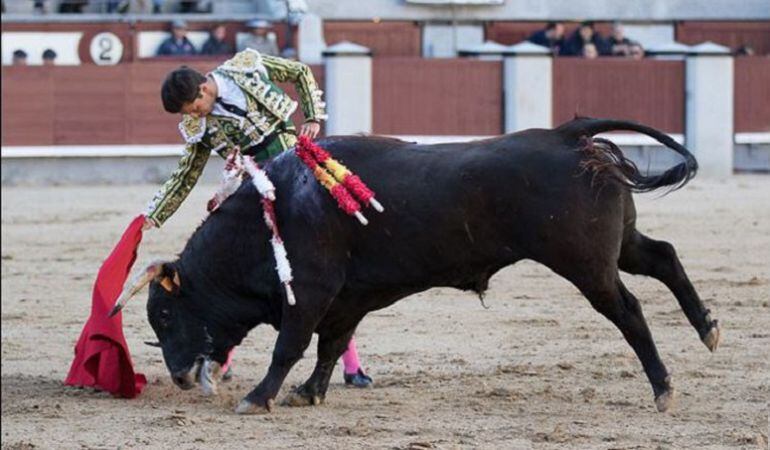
<box><xmin>295</xmin><ymin>136</ymin><xmax>384</xmax><ymax>225</ymax></box>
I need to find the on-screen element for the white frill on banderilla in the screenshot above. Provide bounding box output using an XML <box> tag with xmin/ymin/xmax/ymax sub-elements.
<box><xmin>208</xmin><ymin>151</ymin><xmax>296</xmax><ymax>306</ymax></box>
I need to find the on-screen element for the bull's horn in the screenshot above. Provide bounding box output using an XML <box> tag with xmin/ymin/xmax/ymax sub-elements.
<box><xmin>107</xmin><ymin>261</ymin><xmax>166</xmax><ymax>318</ymax></box>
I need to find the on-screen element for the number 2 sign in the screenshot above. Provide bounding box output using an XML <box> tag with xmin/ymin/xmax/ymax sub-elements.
<box><xmin>89</xmin><ymin>32</ymin><xmax>124</xmax><ymax>65</ymax></box>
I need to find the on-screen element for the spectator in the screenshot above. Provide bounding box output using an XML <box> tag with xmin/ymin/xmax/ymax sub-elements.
<box><xmin>607</xmin><ymin>22</ymin><xmax>633</xmax><ymax>57</ymax></box>
<box><xmin>201</xmin><ymin>24</ymin><xmax>233</xmax><ymax>56</ymax></box>
<box><xmin>527</xmin><ymin>21</ymin><xmax>565</xmax><ymax>55</ymax></box>
<box><xmin>58</xmin><ymin>0</ymin><xmax>88</xmax><ymax>13</ymax></box>
<box><xmin>33</xmin><ymin>0</ymin><xmax>44</xmax><ymax>13</ymax></box>
<box><xmin>179</xmin><ymin>0</ymin><xmax>199</xmax><ymax>13</ymax></box>
<box><xmin>157</xmin><ymin>19</ymin><xmax>197</xmax><ymax>56</ymax></box>
<box><xmin>42</xmin><ymin>49</ymin><xmax>57</xmax><ymax>66</ymax></box>
<box><xmin>238</xmin><ymin>19</ymin><xmax>279</xmax><ymax>56</ymax></box>
<box><xmin>561</xmin><ymin>21</ymin><xmax>609</xmax><ymax>56</ymax></box>
<box><xmin>629</xmin><ymin>42</ymin><xmax>645</xmax><ymax>60</ymax></box>
<box><xmin>583</xmin><ymin>42</ymin><xmax>599</xmax><ymax>59</ymax></box>
<box><xmin>12</xmin><ymin>50</ymin><xmax>28</xmax><ymax>66</ymax></box>
<box><xmin>735</xmin><ymin>45</ymin><xmax>755</xmax><ymax>56</ymax></box>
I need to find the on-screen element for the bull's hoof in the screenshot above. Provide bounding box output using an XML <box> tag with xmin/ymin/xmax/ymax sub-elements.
<box><xmin>281</xmin><ymin>390</ymin><xmax>323</xmax><ymax>407</ymax></box>
<box><xmin>200</xmin><ymin>382</ymin><xmax>217</xmax><ymax>397</ymax></box>
<box><xmin>654</xmin><ymin>387</ymin><xmax>676</xmax><ymax>413</ymax></box>
<box><xmin>234</xmin><ymin>398</ymin><xmax>274</xmax><ymax>415</ymax></box>
<box><xmin>702</xmin><ymin>320</ymin><xmax>721</xmax><ymax>353</ymax></box>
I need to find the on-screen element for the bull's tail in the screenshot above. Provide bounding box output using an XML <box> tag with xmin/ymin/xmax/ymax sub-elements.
<box><xmin>557</xmin><ymin>117</ymin><xmax>698</xmax><ymax>193</ymax></box>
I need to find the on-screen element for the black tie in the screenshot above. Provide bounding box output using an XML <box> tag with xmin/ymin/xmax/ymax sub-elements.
<box><xmin>216</xmin><ymin>98</ymin><xmax>248</xmax><ymax>118</ymax></box>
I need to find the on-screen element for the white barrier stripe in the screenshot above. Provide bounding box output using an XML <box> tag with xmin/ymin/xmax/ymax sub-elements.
<box><xmin>3</xmin><ymin>133</ymin><xmax>767</xmax><ymax>158</ymax></box>
<box><xmin>1</xmin><ymin>145</ymin><xmax>187</xmax><ymax>158</ymax></box>
<box><xmin>391</xmin><ymin>133</ymin><xmax>689</xmax><ymax>146</ymax></box>
<box><xmin>735</xmin><ymin>133</ymin><xmax>770</xmax><ymax>145</ymax></box>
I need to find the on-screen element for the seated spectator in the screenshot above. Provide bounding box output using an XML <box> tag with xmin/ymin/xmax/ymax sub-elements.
<box><xmin>58</xmin><ymin>0</ymin><xmax>88</xmax><ymax>13</ymax></box>
<box><xmin>629</xmin><ymin>42</ymin><xmax>645</xmax><ymax>60</ymax></box>
<box><xmin>583</xmin><ymin>42</ymin><xmax>599</xmax><ymax>59</ymax></box>
<box><xmin>12</xmin><ymin>50</ymin><xmax>28</xmax><ymax>66</ymax></box>
<box><xmin>607</xmin><ymin>22</ymin><xmax>633</xmax><ymax>57</ymax></box>
<box><xmin>735</xmin><ymin>45</ymin><xmax>755</xmax><ymax>56</ymax></box>
<box><xmin>157</xmin><ymin>19</ymin><xmax>197</xmax><ymax>56</ymax></box>
<box><xmin>42</xmin><ymin>49</ymin><xmax>57</xmax><ymax>66</ymax></box>
<box><xmin>106</xmin><ymin>0</ymin><xmax>122</xmax><ymax>13</ymax></box>
<box><xmin>180</xmin><ymin>0</ymin><xmax>199</xmax><ymax>12</ymax></box>
<box><xmin>560</xmin><ymin>21</ymin><xmax>609</xmax><ymax>56</ymax></box>
<box><xmin>527</xmin><ymin>21</ymin><xmax>565</xmax><ymax>55</ymax></box>
<box><xmin>238</xmin><ymin>19</ymin><xmax>280</xmax><ymax>56</ymax></box>
<box><xmin>201</xmin><ymin>24</ymin><xmax>233</xmax><ymax>55</ymax></box>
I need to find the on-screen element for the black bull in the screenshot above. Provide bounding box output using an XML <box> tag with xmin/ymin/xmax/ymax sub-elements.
<box><xmin>131</xmin><ymin>118</ymin><xmax>721</xmax><ymax>414</ymax></box>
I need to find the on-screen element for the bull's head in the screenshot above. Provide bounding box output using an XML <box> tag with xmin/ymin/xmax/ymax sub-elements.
<box><xmin>110</xmin><ymin>261</ymin><xmax>232</xmax><ymax>392</ymax></box>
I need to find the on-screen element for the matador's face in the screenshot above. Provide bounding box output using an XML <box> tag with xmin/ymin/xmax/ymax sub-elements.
<box><xmin>181</xmin><ymin>79</ymin><xmax>217</xmax><ymax>118</ymax></box>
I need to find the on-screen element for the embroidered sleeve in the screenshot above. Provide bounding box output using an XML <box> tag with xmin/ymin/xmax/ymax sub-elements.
<box><xmin>145</xmin><ymin>143</ymin><xmax>210</xmax><ymax>227</ymax></box>
<box><xmin>179</xmin><ymin>115</ymin><xmax>206</xmax><ymax>143</ymax></box>
<box><xmin>261</xmin><ymin>54</ymin><xmax>327</xmax><ymax>122</ymax></box>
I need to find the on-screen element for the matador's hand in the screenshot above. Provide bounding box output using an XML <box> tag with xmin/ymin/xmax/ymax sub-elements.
<box><xmin>142</xmin><ymin>217</ymin><xmax>156</xmax><ymax>231</ymax></box>
<box><xmin>299</xmin><ymin>121</ymin><xmax>321</xmax><ymax>139</ymax></box>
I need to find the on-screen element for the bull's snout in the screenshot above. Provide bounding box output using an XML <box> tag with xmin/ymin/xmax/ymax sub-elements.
<box><xmin>171</xmin><ymin>370</ymin><xmax>195</xmax><ymax>390</ymax></box>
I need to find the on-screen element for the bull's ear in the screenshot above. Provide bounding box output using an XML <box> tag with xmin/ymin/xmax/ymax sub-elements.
<box><xmin>157</xmin><ymin>263</ymin><xmax>181</xmax><ymax>294</ymax></box>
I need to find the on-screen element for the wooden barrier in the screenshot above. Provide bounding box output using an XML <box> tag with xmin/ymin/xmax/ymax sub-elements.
<box><xmin>734</xmin><ymin>56</ymin><xmax>770</xmax><ymax>132</ymax></box>
<box><xmin>553</xmin><ymin>58</ymin><xmax>685</xmax><ymax>133</ymax></box>
<box><xmin>1</xmin><ymin>61</ymin><xmax>323</xmax><ymax>146</ymax></box>
<box><xmin>372</xmin><ymin>57</ymin><xmax>502</xmax><ymax>135</ymax></box>
<box><xmin>323</xmin><ymin>21</ymin><xmax>421</xmax><ymax>57</ymax></box>
<box><xmin>676</xmin><ymin>21</ymin><xmax>770</xmax><ymax>55</ymax></box>
<box><xmin>2</xmin><ymin>57</ymin><xmax>767</xmax><ymax>146</ymax></box>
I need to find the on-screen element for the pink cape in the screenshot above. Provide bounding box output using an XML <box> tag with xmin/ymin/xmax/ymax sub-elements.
<box><xmin>64</xmin><ymin>215</ymin><xmax>147</xmax><ymax>398</ymax></box>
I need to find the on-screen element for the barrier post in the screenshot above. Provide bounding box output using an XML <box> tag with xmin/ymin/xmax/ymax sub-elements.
<box><xmin>503</xmin><ymin>41</ymin><xmax>552</xmax><ymax>133</ymax></box>
<box><xmin>685</xmin><ymin>42</ymin><xmax>734</xmax><ymax>178</ymax></box>
<box><xmin>323</xmin><ymin>41</ymin><xmax>372</xmax><ymax>135</ymax></box>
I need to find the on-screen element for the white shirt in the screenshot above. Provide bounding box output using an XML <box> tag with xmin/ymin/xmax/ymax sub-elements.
<box><xmin>209</xmin><ymin>71</ymin><xmax>248</xmax><ymax>121</ymax></box>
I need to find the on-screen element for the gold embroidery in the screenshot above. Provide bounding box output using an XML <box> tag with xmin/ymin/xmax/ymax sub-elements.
<box><xmin>219</xmin><ymin>48</ymin><xmax>268</xmax><ymax>75</ymax></box>
<box><xmin>178</xmin><ymin>115</ymin><xmax>206</xmax><ymax>143</ymax></box>
<box><xmin>146</xmin><ymin>143</ymin><xmax>210</xmax><ymax>226</ymax></box>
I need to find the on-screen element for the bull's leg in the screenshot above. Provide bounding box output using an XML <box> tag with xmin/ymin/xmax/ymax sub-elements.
<box><xmin>619</xmin><ymin>231</ymin><xmax>720</xmax><ymax>351</ymax></box>
<box><xmin>235</xmin><ymin>287</ymin><xmax>336</xmax><ymax>415</ymax></box>
<box><xmin>282</xmin><ymin>327</ymin><xmax>357</xmax><ymax>407</ymax></box>
<box><xmin>234</xmin><ymin>320</ymin><xmax>316</xmax><ymax>414</ymax></box>
<box><xmin>578</xmin><ymin>277</ymin><xmax>675</xmax><ymax>412</ymax></box>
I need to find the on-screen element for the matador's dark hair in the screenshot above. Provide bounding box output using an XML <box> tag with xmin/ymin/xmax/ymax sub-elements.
<box><xmin>161</xmin><ymin>66</ymin><xmax>207</xmax><ymax>113</ymax></box>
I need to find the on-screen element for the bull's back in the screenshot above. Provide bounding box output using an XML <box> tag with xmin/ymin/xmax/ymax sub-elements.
<box><xmin>271</xmin><ymin>133</ymin><xmax>625</xmax><ymax>289</ymax></box>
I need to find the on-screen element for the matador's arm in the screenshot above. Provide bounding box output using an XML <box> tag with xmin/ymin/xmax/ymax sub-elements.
<box><xmin>145</xmin><ymin>142</ymin><xmax>211</xmax><ymax>227</ymax></box>
<box><xmin>261</xmin><ymin>54</ymin><xmax>327</xmax><ymax>123</ymax></box>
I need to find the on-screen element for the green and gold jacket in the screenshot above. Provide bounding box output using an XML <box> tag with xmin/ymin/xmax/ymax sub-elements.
<box><xmin>146</xmin><ymin>49</ymin><xmax>326</xmax><ymax>227</ymax></box>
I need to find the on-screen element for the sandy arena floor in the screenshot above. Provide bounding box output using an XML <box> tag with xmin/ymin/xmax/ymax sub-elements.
<box><xmin>2</xmin><ymin>176</ymin><xmax>769</xmax><ymax>449</ymax></box>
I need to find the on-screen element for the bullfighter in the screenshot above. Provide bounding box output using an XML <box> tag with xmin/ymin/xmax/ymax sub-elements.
<box><xmin>142</xmin><ymin>49</ymin><xmax>373</xmax><ymax>388</ymax></box>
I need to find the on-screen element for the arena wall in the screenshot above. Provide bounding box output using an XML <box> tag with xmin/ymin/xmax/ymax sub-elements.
<box><xmin>308</xmin><ymin>0</ymin><xmax>770</xmax><ymax>21</ymax></box>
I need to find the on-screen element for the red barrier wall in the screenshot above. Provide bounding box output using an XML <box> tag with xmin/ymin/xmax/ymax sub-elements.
<box><xmin>3</xmin><ymin>57</ymin><xmax>766</xmax><ymax>146</ymax></box>
<box><xmin>372</xmin><ymin>58</ymin><xmax>502</xmax><ymax>135</ymax></box>
<box><xmin>324</xmin><ymin>21</ymin><xmax>421</xmax><ymax>57</ymax></box>
<box><xmin>676</xmin><ymin>21</ymin><xmax>770</xmax><ymax>55</ymax></box>
<box><xmin>1</xmin><ymin>61</ymin><xmax>323</xmax><ymax>146</ymax></box>
<box><xmin>734</xmin><ymin>56</ymin><xmax>770</xmax><ymax>132</ymax></box>
<box><xmin>553</xmin><ymin>58</ymin><xmax>685</xmax><ymax>133</ymax></box>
